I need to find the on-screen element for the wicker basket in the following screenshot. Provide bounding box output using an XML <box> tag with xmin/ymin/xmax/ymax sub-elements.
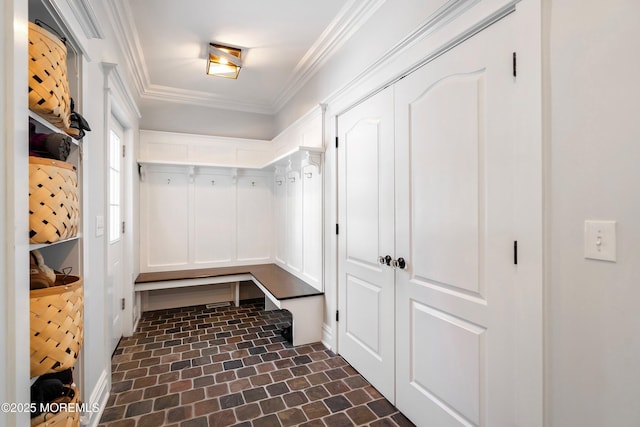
<box><xmin>30</xmin><ymin>385</ymin><xmax>80</xmax><ymax>427</ymax></box>
<box><xmin>28</xmin><ymin>21</ymin><xmax>71</xmax><ymax>131</ymax></box>
<box><xmin>30</xmin><ymin>275</ymin><xmax>83</xmax><ymax>378</ymax></box>
<box><xmin>29</xmin><ymin>156</ymin><xmax>79</xmax><ymax>244</ymax></box>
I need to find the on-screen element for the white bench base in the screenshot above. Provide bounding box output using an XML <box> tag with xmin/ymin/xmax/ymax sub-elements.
<box><xmin>134</xmin><ymin>274</ymin><xmax>250</xmax><ymax>307</ymax></box>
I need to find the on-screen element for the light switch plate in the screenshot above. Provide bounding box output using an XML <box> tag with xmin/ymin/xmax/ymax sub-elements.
<box><xmin>584</xmin><ymin>220</ymin><xmax>616</xmax><ymax>262</ymax></box>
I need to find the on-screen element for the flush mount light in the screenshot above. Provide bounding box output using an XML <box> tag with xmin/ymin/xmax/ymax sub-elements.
<box><xmin>207</xmin><ymin>43</ymin><xmax>242</xmax><ymax>79</ymax></box>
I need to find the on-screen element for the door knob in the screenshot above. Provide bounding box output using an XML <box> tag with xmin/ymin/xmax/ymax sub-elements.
<box><xmin>392</xmin><ymin>257</ymin><xmax>407</xmax><ymax>269</ymax></box>
<box><xmin>378</xmin><ymin>255</ymin><xmax>392</xmax><ymax>266</ymax></box>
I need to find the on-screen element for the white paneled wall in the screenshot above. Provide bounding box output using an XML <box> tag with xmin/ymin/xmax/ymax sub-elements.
<box><xmin>140</xmin><ymin>167</ymin><xmax>274</xmax><ymax>270</ymax></box>
<box><xmin>144</xmin><ymin>168</ymin><xmax>190</xmax><ymax>267</ymax></box>
<box><xmin>274</xmin><ymin>173</ymin><xmax>288</xmax><ymax>265</ymax></box>
<box><xmin>302</xmin><ymin>164</ymin><xmax>322</xmax><ymax>286</ymax></box>
<box><xmin>138</xmin><ymin>105</ymin><xmax>324</xmax><ymax>292</ymax></box>
<box><xmin>271</xmin><ymin>159</ymin><xmax>323</xmax><ymax>290</ymax></box>
<box><xmin>139</xmin><ymin>162</ymin><xmax>323</xmax><ymax>290</ymax></box>
<box><xmin>286</xmin><ymin>170</ymin><xmax>303</xmax><ymax>272</ymax></box>
<box><xmin>193</xmin><ymin>171</ymin><xmax>235</xmax><ymax>264</ymax></box>
<box><xmin>236</xmin><ymin>174</ymin><xmax>272</xmax><ymax>262</ymax></box>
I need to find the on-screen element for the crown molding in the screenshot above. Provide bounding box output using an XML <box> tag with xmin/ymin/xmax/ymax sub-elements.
<box><xmin>106</xmin><ymin>0</ymin><xmax>378</xmax><ymax>114</ymax></box>
<box><xmin>66</xmin><ymin>0</ymin><xmax>104</xmax><ymax>39</ymax></box>
<box><xmin>101</xmin><ymin>62</ymin><xmax>142</xmax><ymax>119</ymax></box>
<box><xmin>142</xmin><ymin>84</ymin><xmax>275</xmax><ymax>114</ymax></box>
<box><xmin>271</xmin><ymin>0</ymin><xmax>386</xmax><ymax>112</ymax></box>
<box><xmin>105</xmin><ymin>0</ymin><xmax>151</xmax><ymax>101</ymax></box>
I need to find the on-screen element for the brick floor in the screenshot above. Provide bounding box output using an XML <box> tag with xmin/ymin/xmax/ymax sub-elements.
<box><xmin>98</xmin><ymin>301</ymin><xmax>414</xmax><ymax>427</ymax></box>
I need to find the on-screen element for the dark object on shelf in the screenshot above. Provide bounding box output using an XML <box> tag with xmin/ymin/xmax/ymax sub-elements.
<box><xmin>37</xmin><ymin>368</ymin><xmax>74</xmax><ymax>386</ymax></box>
<box><xmin>30</xmin><ymin>368</ymin><xmax>74</xmax><ymax>418</ymax></box>
<box><xmin>30</xmin><ymin>385</ymin><xmax>79</xmax><ymax>425</ymax></box>
<box><xmin>30</xmin><ymin>378</ymin><xmax>64</xmax><ymax>418</ymax></box>
<box><xmin>66</xmin><ymin>98</ymin><xmax>91</xmax><ymax>140</ymax></box>
<box><xmin>29</xmin><ymin>122</ymin><xmax>71</xmax><ymax>161</ymax></box>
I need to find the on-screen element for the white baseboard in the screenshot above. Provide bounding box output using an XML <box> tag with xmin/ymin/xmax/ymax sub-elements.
<box><xmin>82</xmin><ymin>369</ymin><xmax>110</xmax><ymax>427</ymax></box>
<box><xmin>321</xmin><ymin>322</ymin><xmax>334</xmax><ymax>351</ymax></box>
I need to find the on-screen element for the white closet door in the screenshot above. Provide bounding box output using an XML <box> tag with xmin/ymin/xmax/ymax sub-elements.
<box><xmin>395</xmin><ymin>14</ymin><xmax>519</xmax><ymax>426</ymax></box>
<box><xmin>337</xmin><ymin>86</ymin><xmax>396</xmax><ymax>402</ymax></box>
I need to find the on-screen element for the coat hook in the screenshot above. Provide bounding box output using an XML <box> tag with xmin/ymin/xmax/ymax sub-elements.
<box><xmin>276</xmin><ymin>179</ymin><xmax>283</xmax><ymax>186</ymax></box>
<box><xmin>211</xmin><ymin>180</ymin><xmax>215</xmax><ymax>185</ymax></box>
<box><xmin>289</xmin><ymin>177</ymin><xmax>296</xmax><ymax>183</ymax></box>
<box><xmin>304</xmin><ymin>172</ymin><xmax>313</xmax><ymax>179</ymax></box>
<box><xmin>167</xmin><ymin>178</ymin><xmax>171</xmax><ymax>184</ymax></box>
<box><xmin>251</xmin><ymin>181</ymin><xmax>256</xmax><ymax>186</ymax></box>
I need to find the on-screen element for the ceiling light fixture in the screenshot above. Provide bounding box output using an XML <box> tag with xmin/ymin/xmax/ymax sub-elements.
<box><xmin>207</xmin><ymin>43</ymin><xmax>242</xmax><ymax>79</ymax></box>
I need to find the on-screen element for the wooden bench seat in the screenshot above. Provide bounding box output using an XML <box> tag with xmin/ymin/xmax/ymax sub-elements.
<box><xmin>135</xmin><ymin>264</ymin><xmax>324</xmax><ymax>345</ymax></box>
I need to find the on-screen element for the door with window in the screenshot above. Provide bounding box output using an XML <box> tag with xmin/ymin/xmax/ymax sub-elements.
<box><xmin>338</xmin><ymin>12</ymin><xmax>538</xmax><ymax>426</ymax></box>
<box><xmin>108</xmin><ymin>118</ymin><xmax>125</xmax><ymax>354</ymax></box>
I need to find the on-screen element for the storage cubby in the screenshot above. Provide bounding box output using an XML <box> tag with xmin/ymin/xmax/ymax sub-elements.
<box><xmin>27</xmin><ymin>1</ymin><xmax>86</xmax><ymax>423</ymax></box>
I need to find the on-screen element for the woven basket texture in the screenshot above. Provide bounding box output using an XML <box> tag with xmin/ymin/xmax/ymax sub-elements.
<box><xmin>29</xmin><ymin>157</ymin><xmax>79</xmax><ymax>244</ymax></box>
<box><xmin>30</xmin><ymin>385</ymin><xmax>80</xmax><ymax>427</ymax></box>
<box><xmin>30</xmin><ymin>275</ymin><xmax>83</xmax><ymax>378</ymax></box>
<box><xmin>28</xmin><ymin>21</ymin><xmax>71</xmax><ymax>131</ymax></box>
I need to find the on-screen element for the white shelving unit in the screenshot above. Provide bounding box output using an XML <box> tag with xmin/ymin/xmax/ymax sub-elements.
<box><xmin>27</xmin><ymin>0</ymin><xmax>86</xmax><ymax>414</ymax></box>
<box><xmin>28</xmin><ymin>111</ymin><xmax>83</xmax><ymax>257</ymax></box>
<box><xmin>137</xmin><ymin>146</ymin><xmax>323</xmax><ymax>181</ymax></box>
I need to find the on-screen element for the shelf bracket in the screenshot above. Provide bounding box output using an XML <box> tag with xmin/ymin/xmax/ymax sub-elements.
<box><xmin>301</xmin><ymin>151</ymin><xmax>322</xmax><ymax>176</ymax></box>
<box><xmin>274</xmin><ymin>165</ymin><xmax>287</xmax><ymax>186</ymax></box>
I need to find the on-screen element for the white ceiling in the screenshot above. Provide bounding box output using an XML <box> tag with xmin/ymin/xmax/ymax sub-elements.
<box><xmin>111</xmin><ymin>0</ymin><xmax>378</xmax><ymax>114</ymax></box>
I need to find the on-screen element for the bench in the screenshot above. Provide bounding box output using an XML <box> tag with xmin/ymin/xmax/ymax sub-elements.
<box><xmin>134</xmin><ymin>264</ymin><xmax>324</xmax><ymax>346</ymax></box>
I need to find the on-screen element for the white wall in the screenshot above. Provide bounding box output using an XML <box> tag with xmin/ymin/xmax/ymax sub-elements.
<box><xmin>79</xmin><ymin>58</ymin><xmax>110</xmax><ymax>425</ymax></box>
<box><xmin>140</xmin><ymin>100</ymin><xmax>276</xmax><ymax>140</ymax></box>
<box><xmin>545</xmin><ymin>0</ymin><xmax>640</xmax><ymax>425</ymax></box>
<box><xmin>275</xmin><ymin>0</ymin><xmax>449</xmax><ymax>132</ymax></box>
